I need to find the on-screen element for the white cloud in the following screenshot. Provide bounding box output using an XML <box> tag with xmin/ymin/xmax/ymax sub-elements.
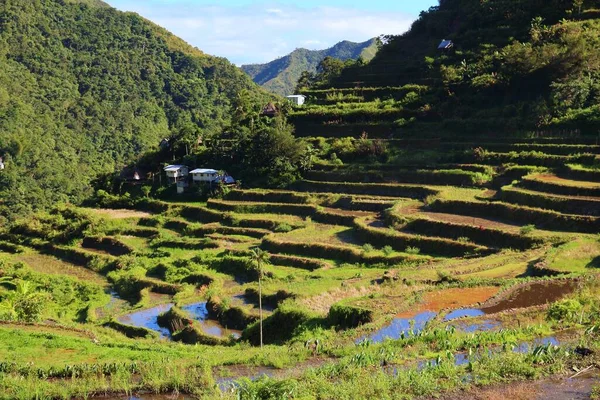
<box><xmin>108</xmin><ymin>1</ymin><xmax>415</xmax><ymax>65</ymax></box>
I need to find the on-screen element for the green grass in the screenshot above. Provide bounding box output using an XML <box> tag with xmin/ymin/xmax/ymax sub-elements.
<box><xmin>545</xmin><ymin>237</ymin><xmax>600</xmax><ymax>273</ymax></box>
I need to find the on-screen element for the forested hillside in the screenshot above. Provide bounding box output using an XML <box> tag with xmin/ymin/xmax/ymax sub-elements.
<box><xmin>242</xmin><ymin>39</ymin><xmax>377</xmax><ymax>96</ymax></box>
<box><xmin>0</xmin><ymin>0</ymin><xmax>266</xmax><ymax>220</ymax></box>
<box><xmin>305</xmin><ymin>0</ymin><xmax>600</xmax><ymax>136</ymax></box>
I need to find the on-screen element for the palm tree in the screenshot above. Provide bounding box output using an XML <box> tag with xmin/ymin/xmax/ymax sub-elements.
<box><xmin>250</xmin><ymin>247</ymin><xmax>270</xmax><ymax>349</ymax></box>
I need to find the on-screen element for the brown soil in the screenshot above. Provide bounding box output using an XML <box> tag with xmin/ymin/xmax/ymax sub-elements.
<box><xmin>515</xmin><ymin>187</ymin><xmax>600</xmax><ymax>202</ymax></box>
<box><xmin>481</xmin><ymin>280</ymin><xmax>578</xmax><ymax>314</ymax></box>
<box><xmin>397</xmin><ymin>286</ymin><xmax>500</xmax><ymax>318</ymax></box>
<box><xmin>396</xmin><ymin>203</ymin><xmax>521</xmax><ymax>232</ymax></box>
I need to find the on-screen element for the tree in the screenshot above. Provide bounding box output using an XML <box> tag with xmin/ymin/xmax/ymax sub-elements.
<box><xmin>295</xmin><ymin>71</ymin><xmax>315</xmax><ymax>93</ymax></box>
<box><xmin>250</xmin><ymin>247</ymin><xmax>270</xmax><ymax>349</ymax></box>
<box><xmin>316</xmin><ymin>57</ymin><xmax>345</xmax><ymax>85</ymax></box>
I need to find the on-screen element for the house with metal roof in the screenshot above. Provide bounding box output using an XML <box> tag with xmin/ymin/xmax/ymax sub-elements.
<box><xmin>163</xmin><ymin>165</ymin><xmax>189</xmax><ymax>181</ymax></box>
<box><xmin>438</xmin><ymin>39</ymin><xmax>454</xmax><ymax>50</ymax></box>
<box><xmin>190</xmin><ymin>168</ymin><xmax>219</xmax><ymax>182</ymax></box>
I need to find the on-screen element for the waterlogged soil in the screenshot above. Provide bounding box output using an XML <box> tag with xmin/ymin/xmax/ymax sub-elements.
<box><xmin>361</xmin><ymin>282</ymin><xmax>578</xmax><ymax>343</ymax></box>
<box><xmin>480</xmin><ymin>280</ymin><xmax>578</xmax><ymax>314</ymax></box>
<box><xmin>398</xmin><ymin>286</ymin><xmax>500</xmax><ymax>318</ymax></box>
<box><xmin>214</xmin><ymin>357</ymin><xmax>334</xmax><ymax>390</ymax></box>
<box><xmin>438</xmin><ymin>368</ymin><xmax>600</xmax><ymax>400</ymax></box>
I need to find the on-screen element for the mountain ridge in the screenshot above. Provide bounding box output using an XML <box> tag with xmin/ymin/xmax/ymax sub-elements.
<box><xmin>242</xmin><ymin>39</ymin><xmax>378</xmax><ymax>96</ymax></box>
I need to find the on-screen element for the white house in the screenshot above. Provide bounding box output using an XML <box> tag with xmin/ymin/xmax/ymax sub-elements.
<box><xmin>190</xmin><ymin>168</ymin><xmax>219</xmax><ymax>183</ymax></box>
<box><xmin>0</xmin><ymin>157</ymin><xmax>4</xmax><ymax>170</ymax></box>
<box><xmin>163</xmin><ymin>165</ymin><xmax>189</xmax><ymax>182</ymax></box>
<box><xmin>286</xmin><ymin>95</ymin><xmax>306</xmax><ymax>106</ymax></box>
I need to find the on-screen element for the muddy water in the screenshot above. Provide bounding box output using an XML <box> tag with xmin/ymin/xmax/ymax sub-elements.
<box><xmin>216</xmin><ymin>365</ymin><xmax>276</xmax><ymax>391</ymax></box>
<box><xmin>118</xmin><ymin>302</ymin><xmax>241</xmax><ymax>340</ymax></box>
<box><xmin>534</xmin><ymin>370</ymin><xmax>600</xmax><ymax>400</ymax></box>
<box><xmin>480</xmin><ymin>280</ymin><xmax>578</xmax><ymax>314</ymax></box>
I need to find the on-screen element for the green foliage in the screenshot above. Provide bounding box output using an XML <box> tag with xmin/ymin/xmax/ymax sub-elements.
<box><xmin>521</xmin><ymin>224</ymin><xmax>537</xmax><ymax>235</ymax></box>
<box><xmin>547</xmin><ymin>299</ymin><xmax>583</xmax><ymax>323</ymax></box>
<box><xmin>405</xmin><ymin>246</ymin><xmax>421</xmax><ymax>255</ymax></box>
<box><xmin>0</xmin><ymin>0</ymin><xmax>262</xmax><ymax>219</ymax></box>
<box><xmin>308</xmin><ymin>0</ymin><xmax>600</xmax><ymax>134</ymax></box>
<box><xmin>361</xmin><ymin>243</ymin><xmax>375</xmax><ymax>253</ymax></box>
<box><xmin>328</xmin><ymin>303</ymin><xmax>373</xmax><ymax>329</ymax></box>
<box><xmin>0</xmin><ymin>261</ymin><xmax>105</xmax><ymax>323</ymax></box>
<box><xmin>382</xmin><ymin>245</ymin><xmax>394</xmax><ymax>256</ymax></box>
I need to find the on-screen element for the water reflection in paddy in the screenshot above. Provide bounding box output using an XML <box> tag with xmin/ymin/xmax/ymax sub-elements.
<box><xmin>118</xmin><ymin>304</ymin><xmax>173</xmax><ymax>338</ymax></box>
<box><xmin>182</xmin><ymin>302</ymin><xmax>242</xmax><ymax>339</ymax></box>
<box><xmin>362</xmin><ymin>280</ymin><xmax>578</xmax><ymax>343</ymax></box>
<box><xmin>118</xmin><ymin>302</ymin><xmax>241</xmax><ymax>340</ymax></box>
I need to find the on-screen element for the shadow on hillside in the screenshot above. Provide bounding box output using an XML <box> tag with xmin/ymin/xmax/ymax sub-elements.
<box><xmin>518</xmin><ymin>258</ymin><xmax>561</xmax><ymax>278</ymax></box>
<box><xmin>586</xmin><ymin>256</ymin><xmax>600</xmax><ymax>269</ymax></box>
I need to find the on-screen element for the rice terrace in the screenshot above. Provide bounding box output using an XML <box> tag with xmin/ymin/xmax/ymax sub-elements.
<box><xmin>1</xmin><ymin>0</ymin><xmax>600</xmax><ymax>399</ymax></box>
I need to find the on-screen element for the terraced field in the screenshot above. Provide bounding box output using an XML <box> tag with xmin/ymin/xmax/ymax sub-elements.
<box><xmin>2</xmin><ymin>89</ymin><xmax>600</xmax><ymax>399</ymax></box>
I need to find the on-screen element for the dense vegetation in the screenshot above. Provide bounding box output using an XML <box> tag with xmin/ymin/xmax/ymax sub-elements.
<box><xmin>0</xmin><ymin>0</ymin><xmax>269</xmax><ymax>221</ymax></box>
<box><xmin>1</xmin><ymin>0</ymin><xmax>600</xmax><ymax>399</ymax></box>
<box><xmin>242</xmin><ymin>39</ymin><xmax>378</xmax><ymax>96</ymax></box>
<box><xmin>300</xmin><ymin>0</ymin><xmax>600</xmax><ymax>135</ymax></box>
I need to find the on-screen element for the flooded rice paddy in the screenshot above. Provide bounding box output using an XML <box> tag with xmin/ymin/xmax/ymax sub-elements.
<box><xmin>362</xmin><ymin>280</ymin><xmax>577</xmax><ymax>344</ymax></box>
<box><xmin>118</xmin><ymin>302</ymin><xmax>241</xmax><ymax>340</ymax></box>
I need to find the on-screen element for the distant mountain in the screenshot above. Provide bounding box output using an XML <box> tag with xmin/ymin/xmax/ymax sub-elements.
<box><xmin>242</xmin><ymin>39</ymin><xmax>378</xmax><ymax>96</ymax></box>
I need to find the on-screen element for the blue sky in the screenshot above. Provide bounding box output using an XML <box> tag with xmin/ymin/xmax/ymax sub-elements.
<box><xmin>105</xmin><ymin>0</ymin><xmax>438</xmax><ymax>65</ymax></box>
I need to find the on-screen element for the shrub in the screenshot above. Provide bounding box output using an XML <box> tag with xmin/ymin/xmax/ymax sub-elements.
<box><xmin>520</xmin><ymin>224</ymin><xmax>536</xmax><ymax>235</ymax></box>
<box><xmin>547</xmin><ymin>299</ymin><xmax>583</xmax><ymax>323</ymax></box>
<box><xmin>362</xmin><ymin>244</ymin><xmax>375</xmax><ymax>253</ymax></box>
<box><xmin>436</xmin><ymin>270</ymin><xmax>458</xmax><ymax>283</ymax></box>
<box><xmin>382</xmin><ymin>245</ymin><xmax>394</xmax><ymax>256</ymax></box>
<box><xmin>274</xmin><ymin>223</ymin><xmax>293</xmax><ymax>233</ymax></box>
<box><xmin>328</xmin><ymin>303</ymin><xmax>373</xmax><ymax>329</ymax></box>
<box><xmin>405</xmin><ymin>246</ymin><xmax>421</xmax><ymax>255</ymax></box>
